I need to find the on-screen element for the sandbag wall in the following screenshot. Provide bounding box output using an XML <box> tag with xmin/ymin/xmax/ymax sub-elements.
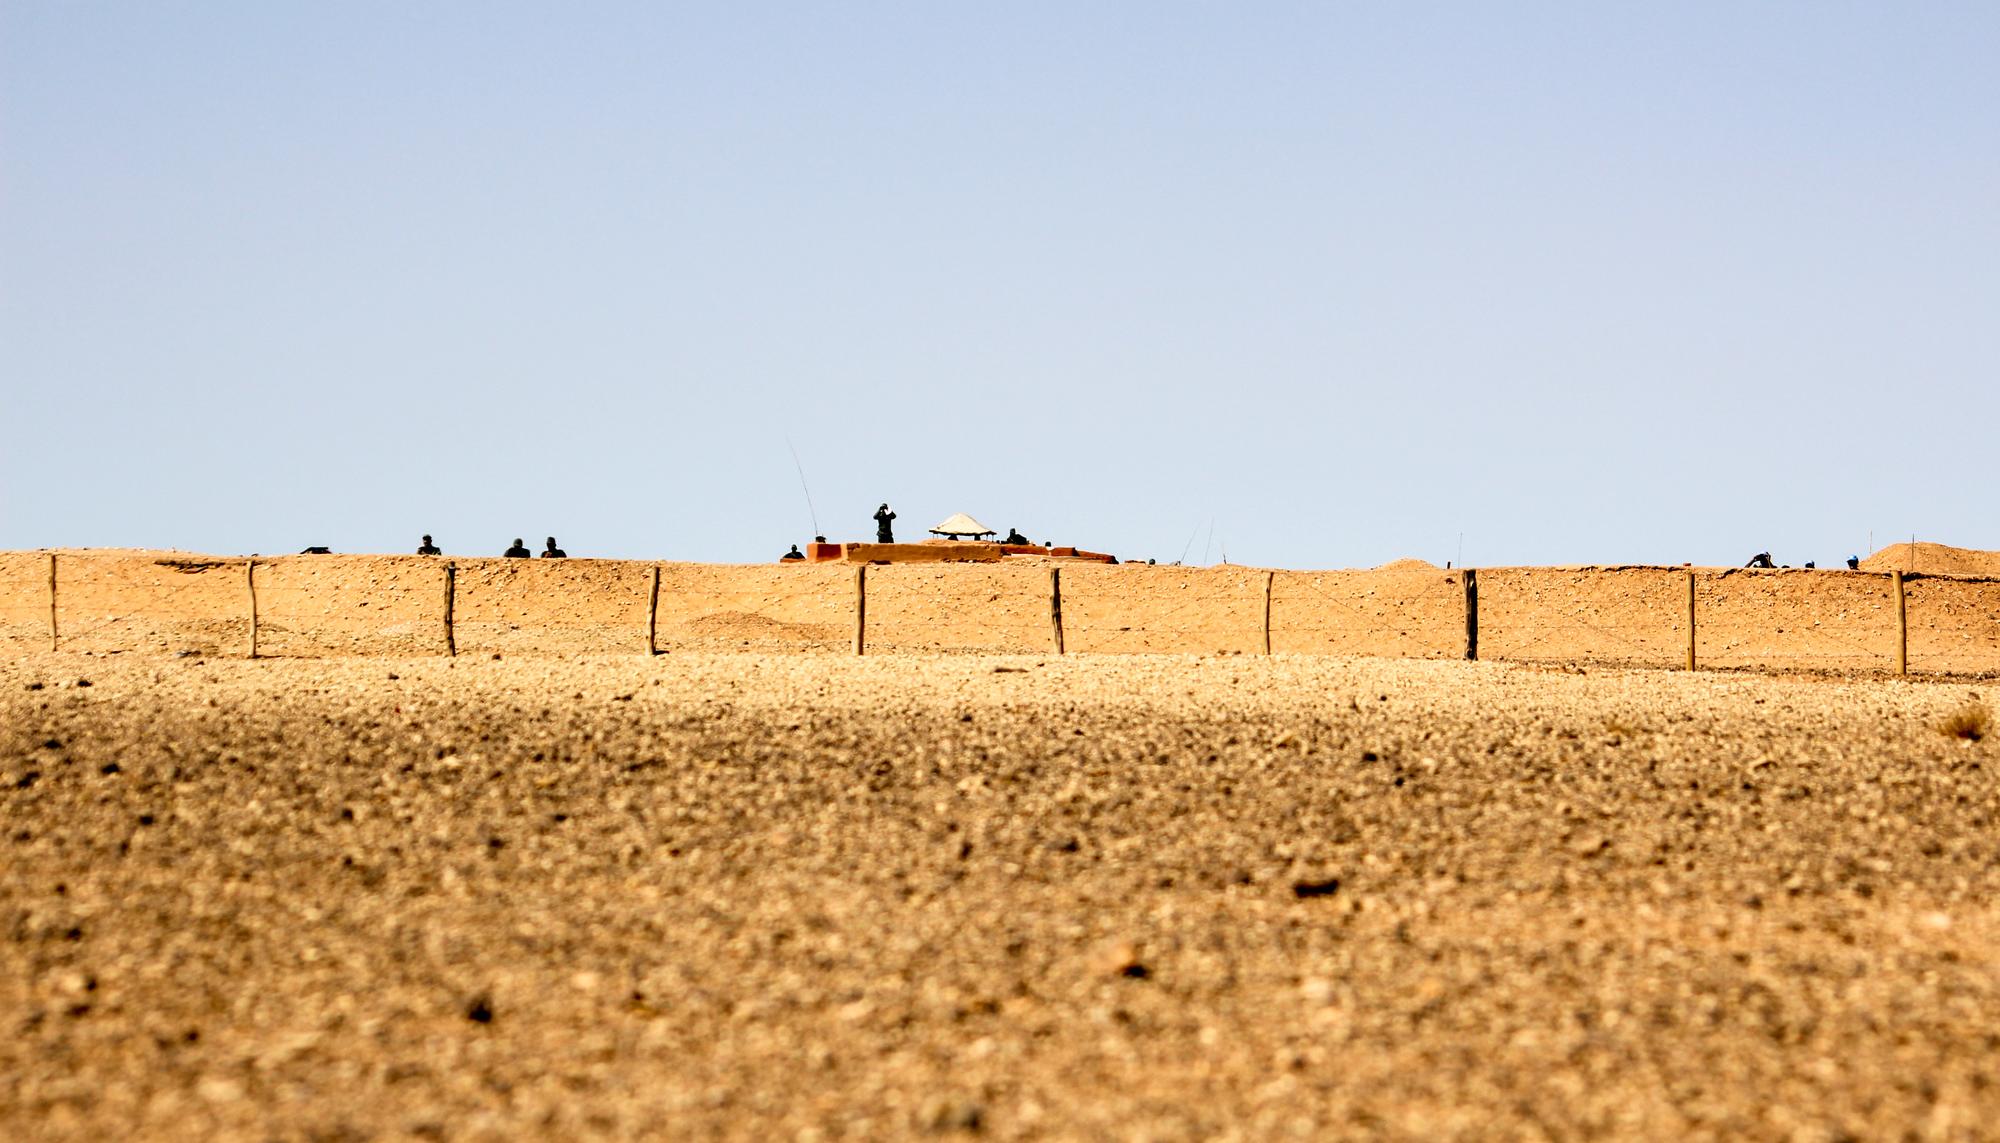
<box><xmin>5</xmin><ymin>552</ymin><xmax>1999</xmax><ymax>675</ymax></box>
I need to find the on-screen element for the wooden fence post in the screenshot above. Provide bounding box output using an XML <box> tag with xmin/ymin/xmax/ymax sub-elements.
<box><xmin>854</xmin><ymin>565</ymin><xmax>867</xmax><ymax>656</ymax></box>
<box><xmin>1893</xmin><ymin>570</ymin><xmax>1907</xmax><ymax>675</ymax></box>
<box><xmin>443</xmin><ymin>563</ymin><xmax>456</xmax><ymax>657</ymax></box>
<box><xmin>1462</xmin><ymin>568</ymin><xmax>1478</xmax><ymax>661</ymax></box>
<box><xmin>1262</xmin><ymin>570</ymin><xmax>1274</xmax><ymax>655</ymax></box>
<box><xmin>1050</xmin><ymin>567</ymin><xmax>1065</xmax><ymax>655</ymax></box>
<box><xmin>647</xmin><ymin>565</ymin><xmax>660</xmax><ymax>656</ymax></box>
<box><xmin>47</xmin><ymin>553</ymin><xmax>58</xmax><ymax>652</ymax></box>
<box><xmin>1685</xmin><ymin>569</ymin><xmax>1697</xmax><ymax>671</ymax></box>
<box><xmin>246</xmin><ymin>560</ymin><xmax>258</xmax><ymax>659</ymax></box>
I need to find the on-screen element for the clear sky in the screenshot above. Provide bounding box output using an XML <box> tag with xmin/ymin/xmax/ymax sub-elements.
<box><xmin>4</xmin><ymin>3</ymin><xmax>1995</xmax><ymax>568</ymax></box>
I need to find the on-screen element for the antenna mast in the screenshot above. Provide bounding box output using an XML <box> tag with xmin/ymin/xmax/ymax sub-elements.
<box><xmin>785</xmin><ymin>436</ymin><xmax>821</xmax><ymax>537</ymax></box>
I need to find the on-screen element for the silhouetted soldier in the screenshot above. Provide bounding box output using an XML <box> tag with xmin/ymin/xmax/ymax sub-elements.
<box><xmin>504</xmin><ymin>538</ymin><xmax>531</xmax><ymax>558</ymax></box>
<box><xmin>1004</xmin><ymin>527</ymin><xmax>1029</xmax><ymax>545</ymax></box>
<box><xmin>417</xmin><ymin>535</ymin><xmax>441</xmax><ymax>555</ymax></box>
<box><xmin>1745</xmin><ymin>552</ymin><xmax>1775</xmax><ymax>568</ymax></box>
<box><xmin>781</xmin><ymin>544</ymin><xmax>805</xmax><ymax>561</ymax></box>
<box><xmin>541</xmin><ymin>537</ymin><xmax>567</xmax><ymax>558</ymax></box>
<box><xmin>874</xmin><ymin>504</ymin><xmax>896</xmax><ymax>543</ymax></box>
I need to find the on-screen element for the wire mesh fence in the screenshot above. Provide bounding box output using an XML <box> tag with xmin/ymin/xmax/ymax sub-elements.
<box><xmin>1692</xmin><ymin>568</ymin><xmax>1899</xmax><ymax>672</ymax></box>
<box><xmin>0</xmin><ymin>552</ymin><xmax>56</xmax><ymax>652</ymax></box>
<box><xmin>250</xmin><ymin>557</ymin><xmax>444</xmax><ymax>658</ymax></box>
<box><xmin>1479</xmin><ymin>567</ymin><xmax>1689</xmax><ymax>669</ymax></box>
<box><xmin>1061</xmin><ymin>565</ymin><xmax>1266</xmax><ymax>655</ymax></box>
<box><xmin>652</xmin><ymin>562</ymin><xmax>851</xmax><ymax>654</ymax></box>
<box><xmin>49</xmin><ymin>555</ymin><xmax>252</xmax><ymax>656</ymax></box>
<box><xmin>1272</xmin><ymin>569</ymin><xmax>1464</xmax><ymax>659</ymax></box>
<box><xmin>1901</xmin><ymin>574</ymin><xmax>2000</xmax><ymax>675</ymax></box>
<box><xmin>449</xmin><ymin>559</ymin><xmax>653</xmax><ymax>656</ymax></box>
<box><xmin>8</xmin><ymin>553</ymin><xmax>2000</xmax><ymax>675</ymax></box>
<box><xmin>862</xmin><ymin>564</ymin><xmax>1051</xmax><ymax>654</ymax></box>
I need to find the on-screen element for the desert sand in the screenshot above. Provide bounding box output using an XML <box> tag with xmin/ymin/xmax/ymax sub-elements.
<box><xmin>1862</xmin><ymin>542</ymin><xmax>2000</xmax><ymax>578</ymax></box>
<box><xmin>4</xmin><ymin>650</ymin><xmax>1998</xmax><ymax>1140</ymax></box>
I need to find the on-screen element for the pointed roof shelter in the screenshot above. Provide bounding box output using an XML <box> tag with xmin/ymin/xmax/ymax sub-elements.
<box><xmin>929</xmin><ymin>513</ymin><xmax>997</xmax><ymax>540</ymax></box>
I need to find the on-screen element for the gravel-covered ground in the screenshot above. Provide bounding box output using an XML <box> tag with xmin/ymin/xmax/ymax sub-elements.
<box><xmin>3</xmin><ymin>652</ymin><xmax>1997</xmax><ymax>1140</ymax></box>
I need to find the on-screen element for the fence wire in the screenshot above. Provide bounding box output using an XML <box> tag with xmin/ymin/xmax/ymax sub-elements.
<box><xmin>9</xmin><ymin>556</ymin><xmax>2000</xmax><ymax>675</ymax></box>
<box><xmin>1277</xmin><ymin>572</ymin><xmax>1460</xmax><ymax>658</ymax></box>
<box><xmin>653</xmin><ymin>569</ymin><xmax>850</xmax><ymax>653</ymax></box>
<box><xmin>1067</xmin><ymin>577</ymin><xmax>1255</xmax><ymax>654</ymax></box>
<box><xmin>52</xmin><ymin>558</ymin><xmax>250</xmax><ymax>652</ymax></box>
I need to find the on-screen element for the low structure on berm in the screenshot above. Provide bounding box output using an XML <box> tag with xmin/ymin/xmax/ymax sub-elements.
<box><xmin>803</xmin><ymin>540</ymin><xmax>1117</xmax><ymax>565</ymax></box>
<box><xmin>802</xmin><ymin>510</ymin><xmax>1117</xmax><ymax>564</ymax></box>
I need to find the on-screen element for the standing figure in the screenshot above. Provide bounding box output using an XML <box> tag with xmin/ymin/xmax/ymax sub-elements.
<box><xmin>874</xmin><ymin>503</ymin><xmax>897</xmax><ymax>543</ymax></box>
<box><xmin>541</xmin><ymin>537</ymin><xmax>567</xmax><ymax>558</ymax></box>
<box><xmin>417</xmin><ymin>534</ymin><xmax>442</xmax><ymax>555</ymax></box>
<box><xmin>504</xmin><ymin>538</ymin><xmax>531</xmax><ymax>558</ymax></box>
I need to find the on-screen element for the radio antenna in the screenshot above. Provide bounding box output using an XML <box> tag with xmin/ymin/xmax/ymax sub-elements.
<box><xmin>785</xmin><ymin>436</ymin><xmax>821</xmax><ymax>537</ymax></box>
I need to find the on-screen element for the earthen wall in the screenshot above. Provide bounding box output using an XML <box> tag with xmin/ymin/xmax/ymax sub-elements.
<box><xmin>653</xmin><ymin>562</ymin><xmax>850</xmax><ymax>653</ymax></box>
<box><xmin>1480</xmin><ymin>567</ymin><xmax>1689</xmax><ymax>669</ymax></box>
<box><xmin>9</xmin><ymin>553</ymin><xmax>2000</xmax><ymax>675</ymax></box>
<box><xmin>452</xmin><ymin>559</ymin><xmax>652</xmax><ymax>656</ymax></box>
<box><xmin>1693</xmin><ymin>568</ymin><xmax>1898</xmax><ymax>672</ymax></box>
<box><xmin>0</xmin><ymin>552</ymin><xmax>52</xmax><ymax>654</ymax></box>
<box><xmin>1061</xmin><ymin>565</ymin><xmax>1267</xmax><ymax>655</ymax></box>
<box><xmin>1271</xmin><ymin>569</ymin><xmax>1464</xmax><ymax>659</ymax></box>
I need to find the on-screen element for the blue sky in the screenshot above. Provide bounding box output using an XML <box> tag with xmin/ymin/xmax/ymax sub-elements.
<box><xmin>4</xmin><ymin>3</ymin><xmax>1995</xmax><ymax>567</ymax></box>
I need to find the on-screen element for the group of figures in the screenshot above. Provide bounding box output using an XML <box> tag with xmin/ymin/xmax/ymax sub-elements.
<box><xmin>776</xmin><ymin>504</ymin><xmax>1036</xmax><ymax>562</ymax></box>
<box><xmin>402</xmin><ymin>504</ymin><xmax>1049</xmax><ymax>564</ymax></box>
<box><xmin>872</xmin><ymin>504</ymin><xmax>1030</xmax><ymax>546</ymax></box>
<box><xmin>1746</xmin><ymin>552</ymin><xmax>1860</xmax><ymax>570</ymax></box>
<box><xmin>411</xmin><ymin>535</ymin><xmax>567</xmax><ymax>558</ymax></box>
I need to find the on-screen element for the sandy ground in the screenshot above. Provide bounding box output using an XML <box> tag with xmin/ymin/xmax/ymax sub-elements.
<box><xmin>1862</xmin><ymin>543</ymin><xmax>2000</xmax><ymax>578</ymax></box>
<box><xmin>4</xmin><ymin>652</ymin><xmax>1999</xmax><ymax>1141</ymax></box>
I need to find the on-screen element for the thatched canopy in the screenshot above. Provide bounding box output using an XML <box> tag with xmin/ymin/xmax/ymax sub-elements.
<box><xmin>929</xmin><ymin>513</ymin><xmax>996</xmax><ymax>539</ymax></box>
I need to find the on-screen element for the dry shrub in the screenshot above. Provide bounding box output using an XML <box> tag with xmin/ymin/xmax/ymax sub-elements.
<box><xmin>1938</xmin><ymin>702</ymin><xmax>1991</xmax><ymax>743</ymax></box>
